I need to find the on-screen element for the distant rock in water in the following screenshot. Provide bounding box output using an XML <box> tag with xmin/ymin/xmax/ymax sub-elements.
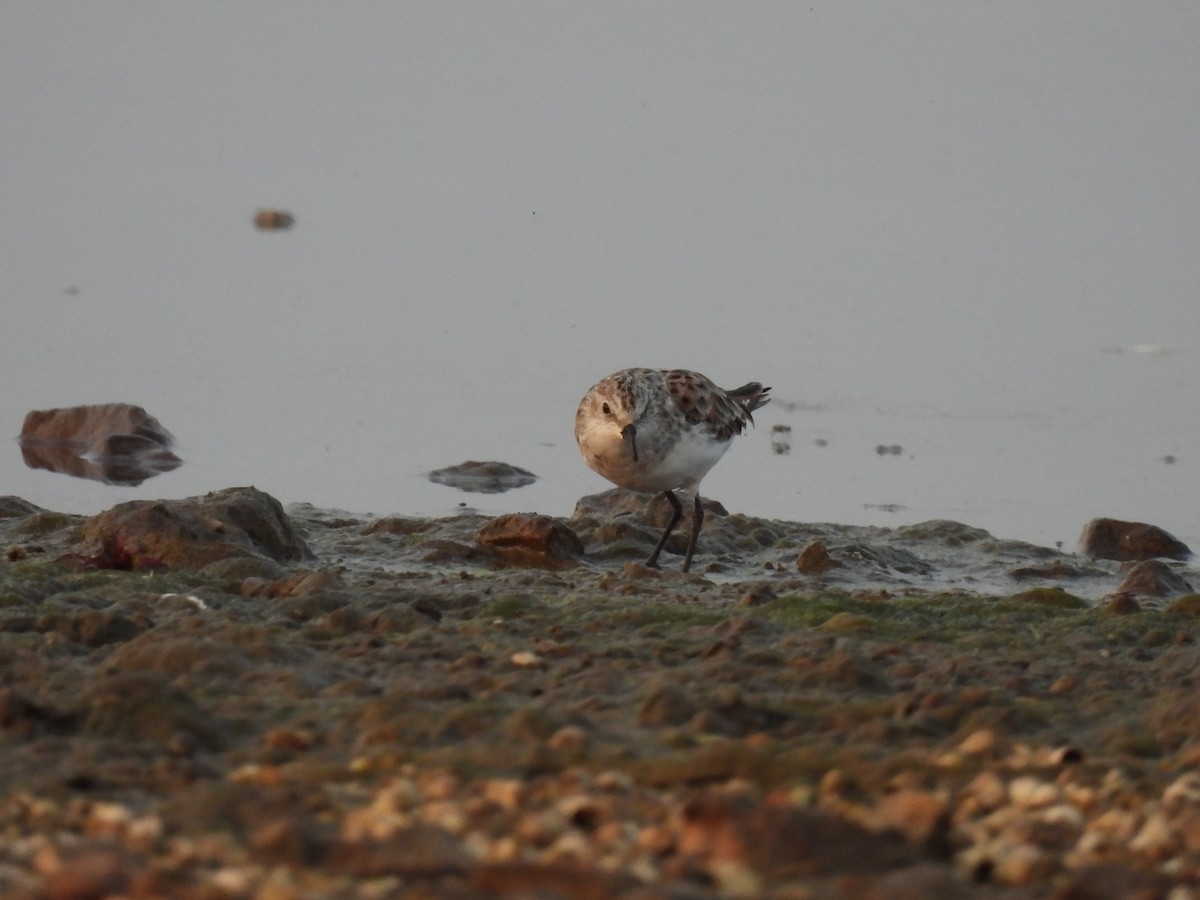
<box><xmin>18</xmin><ymin>403</ymin><xmax>180</xmax><ymax>486</ymax></box>
<box><xmin>253</xmin><ymin>208</ymin><xmax>295</xmax><ymax>230</ymax></box>
<box><xmin>428</xmin><ymin>461</ymin><xmax>537</xmax><ymax>494</ymax></box>
<box><xmin>1080</xmin><ymin>517</ymin><xmax>1192</xmax><ymax>562</ymax></box>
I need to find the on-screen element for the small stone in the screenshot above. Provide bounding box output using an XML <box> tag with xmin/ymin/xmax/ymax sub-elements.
<box><xmin>1009</xmin><ymin>776</ymin><xmax>1059</xmax><ymax>810</ymax></box>
<box><xmin>1048</xmin><ymin>676</ymin><xmax>1078</xmax><ymax>695</ymax></box>
<box><xmin>1102</xmin><ymin>594</ymin><xmax>1141</xmax><ymax>615</ymax></box>
<box><xmin>962</xmin><ymin>771</ymin><xmax>1007</xmax><ymax>811</ymax></box>
<box><xmin>797</xmin><ymin>540</ymin><xmax>841</xmax><ymax>574</ymax></box>
<box><xmin>327</xmin><ymin>824</ymin><xmax>471</xmax><ymax>877</ymax></box>
<box><xmin>992</xmin><ymin>842</ymin><xmax>1054</xmax><ymax>884</ymax></box>
<box><xmin>254</xmin><ymin>209</ymin><xmax>295</xmax><ymax>230</ymax></box>
<box><xmin>737</xmin><ymin>583</ymin><xmax>776</xmax><ymax>606</ymax></box>
<box><xmin>1163</xmin><ymin>773</ymin><xmax>1200</xmax><ymax>809</ymax></box>
<box><xmin>873</xmin><ymin>789</ymin><xmax>948</xmax><ymax>846</ymax></box>
<box><xmin>1129</xmin><ymin>811</ymin><xmax>1177</xmax><ymax>860</ymax></box>
<box><xmin>958</xmin><ymin>728</ymin><xmax>997</xmax><ymax>757</ymax></box>
<box><xmin>637</xmin><ymin>683</ymin><xmax>697</xmax><ymax>727</ymax></box>
<box><xmin>547</xmin><ymin>725</ymin><xmax>588</xmax><ymax>755</ymax></box>
<box><xmin>263</xmin><ymin>727</ymin><xmax>315</xmax><ymax>752</ymax></box>
<box><xmin>43</xmin><ymin>847</ymin><xmax>130</xmax><ymax>900</ymax></box>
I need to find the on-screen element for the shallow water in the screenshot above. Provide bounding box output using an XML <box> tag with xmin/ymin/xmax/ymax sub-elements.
<box><xmin>3</xmin><ymin>6</ymin><xmax>1197</xmax><ymax>551</ymax></box>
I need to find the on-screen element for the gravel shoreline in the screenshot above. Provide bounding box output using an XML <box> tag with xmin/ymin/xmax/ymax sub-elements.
<box><xmin>0</xmin><ymin>488</ymin><xmax>1198</xmax><ymax>898</ymax></box>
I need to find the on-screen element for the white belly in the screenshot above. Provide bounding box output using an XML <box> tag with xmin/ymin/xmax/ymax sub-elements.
<box><xmin>581</xmin><ymin>422</ymin><xmax>730</xmax><ymax>494</ymax></box>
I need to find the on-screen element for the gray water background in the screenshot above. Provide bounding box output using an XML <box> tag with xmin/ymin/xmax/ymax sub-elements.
<box><xmin>3</xmin><ymin>5</ymin><xmax>1197</xmax><ymax>551</ymax></box>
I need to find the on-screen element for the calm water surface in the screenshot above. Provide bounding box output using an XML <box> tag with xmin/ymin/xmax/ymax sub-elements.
<box><xmin>3</xmin><ymin>6</ymin><xmax>1197</xmax><ymax>551</ymax></box>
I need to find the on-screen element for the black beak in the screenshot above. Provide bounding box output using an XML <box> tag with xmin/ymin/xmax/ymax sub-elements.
<box><xmin>621</xmin><ymin>424</ymin><xmax>639</xmax><ymax>462</ymax></box>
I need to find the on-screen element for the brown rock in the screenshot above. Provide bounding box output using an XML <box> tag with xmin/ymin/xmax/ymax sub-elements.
<box><xmin>471</xmin><ymin>862</ymin><xmax>638</xmax><ymax>899</ymax></box>
<box><xmin>476</xmin><ymin>513</ymin><xmax>584</xmax><ymax>566</ymax></box>
<box><xmin>250</xmin><ymin>816</ymin><xmax>334</xmax><ymax>866</ymax></box>
<box><xmin>19</xmin><ymin>404</ymin><xmax>180</xmax><ymax>486</ymax></box>
<box><xmin>20</xmin><ymin>403</ymin><xmax>173</xmax><ymax>450</ymax></box>
<box><xmin>736</xmin><ymin>583</ymin><xmax>776</xmax><ymax>606</ymax></box>
<box><xmin>254</xmin><ymin>208</ymin><xmax>295</xmax><ymax>230</ymax></box>
<box><xmin>873</xmin><ymin>790</ymin><xmax>952</xmax><ymax>853</ymax></box>
<box><xmin>327</xmin><ymin>824</ymin><xmax>471</xmax><ymax>877</ymax></box>
<box><xmin>1081</xmin><ymin>517</ymin><xmax>1191</xmax><ymax>562</ymax></box>
<box><xmin>677</xmin><ymin>793</ymin><xmax>917</xmax><ymax>879</ymax></box>
<box><xmin>0</xmin><ymin>686</ymin><xmax>75</xmax><ymax>737</ymax></box>
<box><xmin>1114</xmin><ymin>559</ymin><xmax>1193</xmax><ymax>598</ymax></box>
<box><xmin>855</xmin><ymin>863</ymin><xmax>976</xmax><ymax>900</ymax></box>
<box><xmin>1102</xmin><ymin>594</ymin><xmax>1141</xmax><ymax>616</ymax></box>
<box><xmin>637</xmin><ymin>683</ymin><xmax>698</xmax><ymax>727</ymax></box>
<box><xmin>797</xmin><ymin>540</ymin><xmax>842</xmax><ymax>574</ymax></box>
<box><xmin>80</xmin><ymin>672</ymin><xmax>226</xmax><ymax>750</ymax></box>
<box><xmin>71</xmin><ymin>487</ymin><xmax>311</xmax><ymax>570</ymax></box>
<box><xmin>1146</xmin><ymin>691</ymin><xmax>1200</xmax><ymax>753</ymax></box>
<box><xmin>43</xmin><ymin>845</ymin><xmax>132</xmax><ymax>900</ymax></box>
<box><xmin>1167</xmin><ymin>593</ymin><xmax>1200</xmax><ymax>615</ymax></box>
<box><xmin>1049</xmin><ymin>863</ymin><xmax>1173</xmax><ymax>900</ymax></box>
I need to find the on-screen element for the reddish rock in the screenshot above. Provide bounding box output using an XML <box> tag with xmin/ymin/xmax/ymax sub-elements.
<box><xmin>471</xmin><ymin>862</ymin><xmax>638</xmax><ymax>899</ymax></box>
<box><xmin>254</xmin><ymin>208</ymin><xmax>295</xmax><ymax>230</ymax></box>
<box><xmin>43</xmin><ymin>845</ymin><xmax>133</xmax><ymax>900</ymax></box>
<box><xmin>873</xmin><ymin>790</ymin><xmax>952</xmax><ymax>854</ymax></box>
<box><xmin>1081</xmin><ymin>518</ymin><xmax>1191</xmax><ymax>562</ymax></box>
<box><xmin>20</xmin><ymin>403</ymin><xmax>173</xmax><ymax>449</ymax></box>
<box><xmin>797</xmin><ymin>540</ymin><xmax>842</xmax><ymax>574</ymax></box>
<box><xmin>327</xmin><ymin>824</ymin><xmax>471</xmax><ymax>877</ymax></box>
<box><xmin>249</xmin><ymin>816</ymin><xmax>334</xmax><ymax>867</ymax></box>
<box><xmin>1115</xmin><ymin>560</ymin><xmax>1193</xmax><ymax>598</ymax></box>
<box><xmin>71</xmin><ymin>487</ymin><xmax>312</xmax><ymax>570</ymax></box>
<box><xmin>19</xmin><ymin>403</ymin><xmax>180</xmax><ymax>486</ymax></box>
<box><xmin>476</xmin><ymin>513</ymin><xmax>584</xmax><ymax>566</ymax></box>
<box><xmin>1102</xmin><ymin>594</ymin><xmax>1141</xmax><ymax>616</ymax></box>
<box><xmin>676</xmin><ymin>793</ymin><xmax>917</xmax><ymax>879</ymax></box>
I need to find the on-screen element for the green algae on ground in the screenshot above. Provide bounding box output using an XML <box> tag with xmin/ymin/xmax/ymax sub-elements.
<box><xmin>1167</xmin><ymin>593</ymin><xmax>1200</xmax><ymax>615</ymax></box>
<box><xmin>1006</xmin><ymin>586</ymin><xmax>1089</xmax><ymax>609</ymax></box>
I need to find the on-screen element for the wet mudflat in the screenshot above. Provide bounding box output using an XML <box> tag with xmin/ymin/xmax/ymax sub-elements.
<box><xmin>0</xmin><ymin>488</ymin><xmax>1198</xmax><ymax>898</ymax></box>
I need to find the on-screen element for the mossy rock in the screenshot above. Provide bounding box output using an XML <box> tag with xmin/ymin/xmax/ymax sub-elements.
<box><xmin>1006</xmin><ymin>587</ymin><xmax>1087</xmax><ymax>609</ymax></box>
<box><xmin>1167</xmin><ymin>593</ymin><xmax>1200</xmax><ymax>616</ymax></box>
<box><xmin>820</xmin><ymin>611</ymin><xmax>874</xmax><ymax>634</ymax></box>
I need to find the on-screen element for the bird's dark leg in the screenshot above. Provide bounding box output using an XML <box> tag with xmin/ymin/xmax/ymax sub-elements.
<box><xmin>682</xmin><ymin>494</ymin><xmax>704</xmax><ymax>573</ymax></box>
<box><xmin>645</xmin><ymin>490</ymin><xmax>683</xmax><ymax>568</ymax></box>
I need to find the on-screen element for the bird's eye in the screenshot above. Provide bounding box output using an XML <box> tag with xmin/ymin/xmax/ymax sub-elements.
<box><xmin>602</xmin><ymin>402</ymin><xmax>611</xmax><ymax>415</ymax></box>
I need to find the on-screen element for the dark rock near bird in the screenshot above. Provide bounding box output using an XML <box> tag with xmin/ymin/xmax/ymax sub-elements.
<box><xmin>475</xmin><ymin>513</ymin><xmax>584</xmax><ymax>566</ymax></box>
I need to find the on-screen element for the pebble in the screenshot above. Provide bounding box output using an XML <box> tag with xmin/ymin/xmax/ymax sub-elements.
<box><xmin>1009</xmin><ymin>777</ymin><xmax>1060</xmax><ymax>810</ymax></box>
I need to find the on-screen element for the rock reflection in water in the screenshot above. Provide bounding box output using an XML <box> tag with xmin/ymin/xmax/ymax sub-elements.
<box><xmin>18</xmin><ymin>403</ymin><xmax>181</xmax><ymax>486</ymax></box>
<box><xmin>428</xmin><ymin>460</ymin><xmax>537</xmax><ymax>494</ymax></box>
